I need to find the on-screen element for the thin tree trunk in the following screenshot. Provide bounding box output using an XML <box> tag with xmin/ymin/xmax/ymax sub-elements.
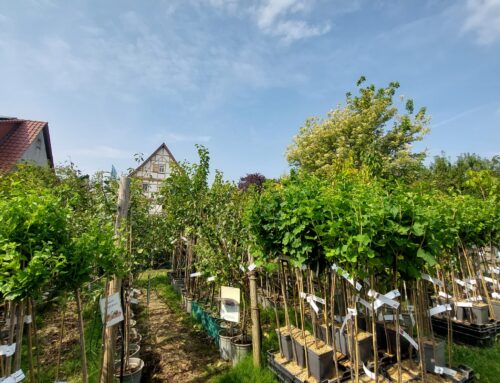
<box><xmin>75</xmin><ymin>289</ymin><xmax>89</xmax><ymax>383</ymax></box>
<box><xmin>13</xmin><ymin>300</ymin><xmax>25</xmax><ymax>371</ymax></box>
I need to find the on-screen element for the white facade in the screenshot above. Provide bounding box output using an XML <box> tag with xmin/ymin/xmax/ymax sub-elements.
<box><xmin>132</xmin><ymin>144</ymin><xmax>177</xmax><ymax>211</ymax></box>
<box><xmin>20</xmin><ymin>131</ymin><xmax>49</xmax><ymax>166</ymax></box>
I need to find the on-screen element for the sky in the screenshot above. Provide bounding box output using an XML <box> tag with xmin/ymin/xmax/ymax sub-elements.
<box><xmin>1</xmin><ymin>0</ymin><xmax>499</xmax><ymax>180</ymax></box>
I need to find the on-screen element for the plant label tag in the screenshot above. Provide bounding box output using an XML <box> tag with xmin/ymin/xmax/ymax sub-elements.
<box><xmin>438</xmin><ymin>291</ymin><xmax>452</xmax><ymax>299</ymax></box>
<box><xmin>347</xmin><ymin>308</ymin><xmax>357</xmax><ymax>316</ymax></box>
<box><xmin>369</xmin><ymin>289</ymin><xmax>400</xmax><ymax>310</ymax></box>
<box><xmin>466</xmin><ymin>279</ymin><xmax>477</xmax><ymax>285</ymax></box>
<box><xmin>207</xmin><ymin>276</ymin><xmax>216</xmax><ymax>282</ymax></box>
<box><xmin>130</xmin><ymin>297</ymin><xmax>139</xmax><ymax>305</ymax></box>
<box><xmin>301</xmin><ymin>265</ymin><xmax>307</xmax><ymax>270</ymax></box>
<box><xmin>489</xmin><ymin>267</ymin><xmax>500</xmax><ymax>275</ymax></box>
<box><xmin>331</xmin><ymin>263</ymin><xmax>338</xmax><ymax>271</ymax></box>
<box><xmin>434</xmin><ymin>366</ymin><xmax>457</xmax><ymax>377</ymax></box>
<box><xmin>362</xmin><ymin>363</ymin><xmax>376</xmax><ymax>380</ymax></box>
<box><xmin>300</xmin><ymin>292</ymin><xmax>307</xmax><ymax>299</ymax></box>
<box><xmin>307</xmin><ymin>296</ymin><xmax>320</xmax><ymax>314</ymax></box>
<box><xmin>381</xmin><ymin>314</ymin><xmax>404</xmax><ymax>321</ymax></box>
<box><xmin>1</xmin><ymin>377</ymin><xmax>15</xmax><ymax>383</ymax></box>
<box><xmin>13</xmin><ymin>370</ymin><xmax>25</xmax><ymax>382</ymax></box>
<box><xmin>99</xmin><ymin>292</ymin><xmax>124</xmax><ymax>327</ymax></box>
<box><xmin>456</xmin><ymin>301</ymin><xmax>473</xmax><ymax>308</ymax></box>
<box><xmin>0</xmin><ymin>343</ymin><xmax>16</xmax><ymax>357</ymax></box>
<box><xmin>220</xmin><ymin>286</ymin><xmax>240</xmax><ymax>323</ymax></box>
<box><xmin>466</xmin><ymin>296</ymin><xmax>483</xmax><ymax>302</ymax></box>
<box><xmin>429</xmin><ymin>304</ymin><xmax>452</xmax><ymax>316</ymax></box>
<box><xmin>484</xmin><ymin>277</ymin><xmax>498</xmax><ymax>286</ymax></box>
<box><xmin>421</xmin><ymin>273</ymin><xmax>444</xmax><ymax>287</ymax></box>
<box><xmin>341</xmin><ymin>271</ymin><xmax>362</xmax><ymax>291</ymax></box>
<box><xmin>356</xmin><ymin>296</ymin><xmax>373</xmax><ymax>313</ymax></box>
<box><xmin>399</xmin><ymin>327</ymin><xmax>418</xmax><ymax>350</ymax></box>
<box><xmin>190</xmin><ymin>272</ymin><xmax>202</xmax><ymax>277</ymax></box>
<box><xmin>311</xmin><ymin>295</ymin><xmax>325</xmax><ymax>305</ymax></box>
<box><xmin>493</xmin><ymin>292</ymin><xmax>500</xmax><ymax>299</ymax></box>
<box><xmin>248</xmin><ymin>263</ymin><xmax>256</xmax><ymax>272</ymax></box>
<box><xmin>23</xmin><ymin>315</ymin><xmax>32</xmax><ymax>324</ymax></box>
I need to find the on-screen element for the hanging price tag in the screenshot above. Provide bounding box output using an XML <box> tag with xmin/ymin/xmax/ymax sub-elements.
<box><xmin>434</xmin><ymin>366</ymin><xmax>457</xmax><ymax>377</ymax></box>
<box><xmin>421</xmin><ymin>273</ymin><xmax>444</xmax><ymax>287</ymax></box>
<box><xmin>362</xmin><ymin>363</ymin><xmax>376</xmax><ymax>380</ymax></box>
<box><xmin>0</xmin><ymin>343</ymin><xmax>16</xmax><ymax>357</ymax></box>
<box><xmin>399</xmin><ymin>327</ymin><xmax>418</xmax><ymax>350</ymax></box>
<box><xmin>429</xmin><ymin>304</ymin><xmax>452</xmax><ymax>316</ymax></box>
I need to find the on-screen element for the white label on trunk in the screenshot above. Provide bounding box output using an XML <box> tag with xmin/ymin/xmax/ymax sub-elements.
<box><xmin>99</xmin><ymin>292</ymin><xmax>124</xmax><ymax>327</ymax></box>
<box><xmin>369</xmin><ymin>289</ymin><xmax>400</xmax><ymax>310</ymax></box>
<box><xmin>456</xmin><ymin>301</ymin><xmax>473</xmax><ymax>308</ymax></box>
<box><xmin>190</xmin><ymin>272</ymin><xmax>202</xmax><ymax>277</ymax></box>
<box><xmin>484</xmin><ymin>277</ymin><xmax>498</xmax><ymax>286</ymax></box>
<box><xmin>381</xmin><ymin>314</ymin><xmax>404</xmax><ymax>321</ymax></box>
<box><xmin>1</xmin><ymin>377</ymin><xmax>15</xmax><ymax>383</ymax></box>
<box><xmin>493</xmin><ymin>292</ymin><xmax>500</xmax><ymax>299</ymax></box>
<box><xmin>23</xmin><ymin>315</ymin><xmax>32</xmax><ymax>324</ymax></box>
<box><xmin>0</xmin><ymin>343</ymin><xmax>16</xmax><ymax>357</ymax></box>
<box><xmin>130</xmin><ymin>297</ymin><xmax>139</xmax><ymax>305</ymax></box>
<box><xmin>306</xmin><ymin>296</ymin><xmax>320</xmax><ymax>314</ymax></box>
<box><xmin>399</xmin><ymin>327</ymin><xmax>419</xmax><ymax>350</ymax></box>
<box><xmin>348</xmin><ymin>308</ymin><xmax>357</xmax><ymax>316</ymax></box>
<box><xmin>434</xmin><ymin>366</ymin><xmax>457</xmax><ymax>377</ymax></box>
<box><xmin>12</xmin><ymin>370</ymin><xmax>25</xmax><ymax>382</ymax></box>
<box><xmin>429</xmin><ymin>304</ymin><xmax>452</xmax><ymax>316</ymax></box>
<box><xmin>131</xmin><ymin>288</ymin><xmax>141</xmax><ymax>296</ymax></box>
<box><xmin>357</xmin><ymin>296</ymin><xmax>373</xmax><ymax>313</ymax></box>
<box><xmin>363</xmin><ymin>363</ymin><xmax>377</xmax><ymax>380</ymax></box>
<box><xmin>421</xmin><ymin>273</ymin><xmax>444</xmax><ymax>287</ymax></box>
<box><xmin>331</xmin><ymin>263</ymin><xmax>338</xmax><ymax>271</ymax></box>
<box><xmin>455</xmin><ymin>279</ymin><xmax>475</xmax><ymax>291</ymax></box>
<box><xmin>248</xmin><ymin>263</ymin><xmax>256</xmax><ymax>271</ymax></box>
<box><xmin>300</xmin><ymin>292</ymin><xmax>307</xmax><ymax>299</ymax></box>
<box><xmin>438</xmin><ymin>291</ymin><xmax>452</xmax><ymax>299</ymax></box>
<box><xmin>465</xmin><ymin>296</ymin><xmax>483</xmax><ymax>302</ymax></box>
<box><xmin>466</xmin><ymin>279</ymin><xmax>477</xmax><ymax>285</ymax></box>
<box><xmin>311</xmin><ymin>295</ymin><xmax>325</xmax><ymax>305</ymax></box>
<box><xmin>207</xmin><ymin>276</ymin><xmax>216</xmax><ymax>282</ymax></box>
<box><xmin>490</xmin><ymin>267</ymin><xmax>500</xmax><ymax>275</ymax></box>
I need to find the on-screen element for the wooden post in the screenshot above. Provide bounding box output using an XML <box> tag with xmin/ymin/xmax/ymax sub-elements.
<box><xmin>100</xmin><ymin>176</ymin><xmax>130</xmax><ymax>383</ymax></box>
<box><xmin>248</xmin><ymin>252</ymin><xmax>262</xmax><ymax>367</ymax></box>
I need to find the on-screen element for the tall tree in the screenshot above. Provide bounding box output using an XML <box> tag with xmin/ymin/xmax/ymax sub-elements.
<box><xmin>286</xmin><ymin>77</ymin><xmax>429</xmax><ymax>180</ymax></box>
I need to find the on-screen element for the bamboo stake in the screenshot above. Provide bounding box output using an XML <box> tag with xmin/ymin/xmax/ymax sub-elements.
<box><xmin>330</xmin><ymin>271</ymin><xmax>341</xmax><ymax>383</ymax></box>
<box><xmin>54</xmin><ymin>302</ymin><xmax>66</xmax><ymax>382</ymax></box>
<box><xmin>75</xmin><ymin>288</ymin><xmax>88</xmax><ymax>383</ymax></box>
<box><xmin>27</xmin><ymin>300</ymin><xmax>35</xmax><ymax>383</ymax></box>
<box><xmin>13</xmin><ymin>300</ymin><xmax>25</xmax><ymax>371</ymax></box>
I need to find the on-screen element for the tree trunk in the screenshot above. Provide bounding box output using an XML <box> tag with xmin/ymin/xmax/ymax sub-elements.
<box><xmin>248</xmin><ymin>252</ymin><xmax>261</xmax><ymax>367</ymax></box>
<box><xmin>75</xmin><ymin>289</ymin><xmax>88</xmax><ymax>383</ymax></box>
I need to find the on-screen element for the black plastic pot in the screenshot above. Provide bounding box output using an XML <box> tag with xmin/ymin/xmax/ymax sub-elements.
<box><xmin>276</xmin><ymin>328</ymin><xmax>294</xmax><ymax>362</ymax></box>
<box><xmin>422</xmin><ymin>338</ymin><xmax>446</xmax><ymax>372</ymax></box>
<box><xmin>307</xmin><ymin>342</ymin><xmax>334</xmax><ymax>382</ymax></box>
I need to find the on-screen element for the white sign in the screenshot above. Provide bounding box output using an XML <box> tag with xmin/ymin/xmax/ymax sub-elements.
<box><xmin>399</xmin><ymin>327</ymin><xmax>419</xmax><ymax>350</ymax></box>
<box><xmin>220</xmin><ymin>286</ymin><xmax>240</xmax><ymax>323</ymax></box>
<box><xmin>0</xmin><ymin>343</ymin><xmax>16</xmax><ymax>357</ymax></box>
<box><xmin>434</xmin><ymin>366</ymin><xmax>457</xmax><ymax>377</ymax></box>
<box><xmin>99</xmin><ymin>293</ymin><xmax>124</xmax><ymax>327</ymax></box>
<box><xmin>429</xmin><ymin>304</ymin><xmax>452</xmax><ymax>316</ymax></box>
<box><xmin>421</xmin><ymin>273</ymin><xmax>444</xmax><ymax>287</ymax></box>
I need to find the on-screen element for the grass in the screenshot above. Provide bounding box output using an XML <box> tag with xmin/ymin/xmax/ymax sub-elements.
<box><xmin>453</xmin><ymin>342</ymin><xmax>500</xmax><ymax>382</ymax></box>
<box><xmin>209</xmin><ymin>356</ymin><xmax>277</xmax><ymax>383</ymax></box>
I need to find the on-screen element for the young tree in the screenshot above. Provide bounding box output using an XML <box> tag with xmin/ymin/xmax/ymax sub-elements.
<box><xmin>286</xmin><ymin>77</ymin><xmax>429</xmax><ymax>180</ymax></box>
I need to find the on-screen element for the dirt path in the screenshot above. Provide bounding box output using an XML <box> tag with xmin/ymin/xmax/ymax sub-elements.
<box><xmin>139</xmin><ymin>287</ymin><xmax>228</xmax><ymax>382</ymax></box>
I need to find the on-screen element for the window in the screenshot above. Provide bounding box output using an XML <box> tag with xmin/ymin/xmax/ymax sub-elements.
<box><xmin>159</xmin><ymin>164</ymin><xmax>165</xmax><ymax>173</ymax></box>
<box><xmin>36</xmin><ymin>137</ymin><xmax>42</xmax><ymax>151</ymax></box>
<box><xmin>142</xmin><ymin>183</ymin><xmax>149</xmax><ymax>192</ymax></box>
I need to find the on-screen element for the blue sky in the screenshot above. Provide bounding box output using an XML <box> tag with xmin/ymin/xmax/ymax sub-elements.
<box><xmin>1</xmin><ymin>0</ymin><xmax>499</xmax><ymax>180</ymax></box>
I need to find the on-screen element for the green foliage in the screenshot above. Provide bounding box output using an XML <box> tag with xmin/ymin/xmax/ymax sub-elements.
<box><xmin>286</xmin><ymin>78</ymin><xmax>429</xmax><ymax>180</ymax></box>
<box><xmin>210</xmin><ymin>356</ymin><xmax>277</xmax><ymax>383</ymax></box>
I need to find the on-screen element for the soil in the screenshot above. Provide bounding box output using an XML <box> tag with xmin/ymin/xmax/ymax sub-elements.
<box><xmin>138</xmin><ymin>288</ymin><xmax>229</xmax><ymax>382</ymax></box>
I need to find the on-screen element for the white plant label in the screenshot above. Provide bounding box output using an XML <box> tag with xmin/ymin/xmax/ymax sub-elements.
<box><xmin>0</xmin><ymin>343</ymin><xmax>16</xmax><ymax>357</ymax></box>
<box><xmin>131</xmin><ymin>288</ymin><xmax>141</xmax><ymax>296</ymax></box>
<box><xmin>356</xmin><ymin>296</ymin><xmax>373</xmax><ymax>313</ymax></box>
<box><xmin>220</xmin><ymin>286</ymin><xmax>240</xmax><ymax>323</ymax></box>
<box><xmin>362</xmin><ymin>363</ymin><xmax>377</xmax><ymax>380</ymax></box>
<box><xmin>190</xmin><ymin>272</ymin><xmax>202</xmax><ymax>277</ymax></box>
<box><xmin>465</xmin><ymin>296</ymin><xmax>483</xmax><ymax>302</ymax></box>
<box><xmin>207</xmin><ymin>276</ymin><xmax>216</xmax><ymax>282</ymax></box>
<box><xmin>310</xmin><ymin>295</ymin><xmax>325</xmax><ymax>305</ymax></box>
<box><xmin>248</xmin><ymin>263</ymin><xmax>256</xmax><ymax>272</ymax></box>
<box><xmin>434</xmin><ymin>366</ymin><xmax>457</xmax><ymax>377</ymax></box>
<box><xmin>347</xmin><ymin>308</ymin><xmax>358</xmax><ymax>316</ymax></box>
<box><xmin>331</xmin><ymin>263</ymin><xmax>339</xmax><ymax>271</ymax></box>
<box><xmin>239</xmin><ymin>264</ymin><xmax>245</xmax><ymax>272</ymax></box>
<box><xmin>130</xmin><ymin>297</ymin><xmax>139</xmax><ymax>305</ymax></box>
<box><xmin>456</xmin><ymin>301</ymin><xmax>473</xmax><ymax>308</ymax></box>
<box><xmin>466</xmin><ymin>279</ymin><xmax>477</xmax><ymax>285</ymax></box>
<box><xmin>301</xmin><ymin>264</ymin><xmax>307</xmax><ymax>271</ymax></box>
<box><xmin>381</xmin><ymin>314</ymin><xmax>404</xmax><ymax>321</ymax></box>
<box><xmin>438</xmin><ymin>291</ymin><xmax>452</xmax><ymax>299</ymax></box>
<box><xmin>99</xmin><ymin>292</ymin><xmax>124</xmax><ymax>327</ymax></box>
<box><xmin>369</xmin><ymin>289</ymin><xmax>400</xmax><ymax>310</ymax></box>
<box><xmin>1</xmin><ymin>370</ymin><xmax>26</xmax><ymax>383</ymax></box>
<box><xmin>455</xmin><ymin>279</ymin><xmax>475</xmax><ymax>291</ymax></box>
<box><xmin>429</xmin><ymin>304</ymin><xmax>452</xmax><ymax>316</ymax></box>
<box><xmin>484</xmin><ymin>277</ymin><xmax>498</xmax><ymax>286</ymax></box>
<box><xmin>1</xmin><ymin>377</ymin><xmax>15</xmax><ymax>383</ymax></box>
<box><xmin>493</xmin><ymin>292</ymin><xmax>500</xmax><ymax>299</ymax></box>
<box><xmin>307</xmin><ymin>296</ymin><xmax>320</xmax><ymax>314</ymax></box>
<box><xmin>300</xmin><ymin>292</ymin><xmax>307</xmax><ymax>299</ymax></box>
<box><xmin>421</xmin><ymin>273</ymin><xmax>444</xmax><ymax>287</ymax></box>
<box><xmin>399</xmin><ymin>327</ymin><xmax>418</xmax><ymax>350</ymax></box>
<box><xmin>23</xmin><ymin>315</ymin><xmax>32</xmax><ymax>324</ymax></box>
<box><xmin>331</xmin><ymin>264</ymin><xmax>361</xmax><ymax>290</ymax></box>
<box><xmin>489</xmin><ymin>267</ymin><xmax>500</xmax><ymax>275</ymax></box>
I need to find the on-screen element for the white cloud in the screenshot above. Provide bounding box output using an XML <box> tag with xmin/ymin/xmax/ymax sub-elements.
<box><xmin>463</xmin><ymin>0</ymin><xmax>500</xmax><ymax>45</ymax></box>
<box><xmin>254</xmin><ymin>0</ymin><xmax>330</xmax><ymax>42</ymax></box>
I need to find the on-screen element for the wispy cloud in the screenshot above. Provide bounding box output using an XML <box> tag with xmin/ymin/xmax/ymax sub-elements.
<box><xmin>463</xmin><ymin>0</ymin><xmax>500</xmax><ymax>45</ymax></box>
<box><xmin>432</xmin><ymin>104</ymin><xmax>488</xmax><ymax>128</ymax></box>
<box><xmin>254</xmin><ymin>0</ymin><xmax>330</xmax><ymax>43</ymax></box>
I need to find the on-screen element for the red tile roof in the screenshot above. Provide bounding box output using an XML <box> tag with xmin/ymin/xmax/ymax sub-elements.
<box><xmin>0</xmin><ymin>118</ymin><xmax>53</xmax><ymax>173</ymax></box>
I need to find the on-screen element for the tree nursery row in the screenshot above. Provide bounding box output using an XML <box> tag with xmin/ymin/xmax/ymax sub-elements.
<box><xmin>0</xmin><ymin>80</ymin><xmax>499</xmax><ymax>383</ymax></box>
